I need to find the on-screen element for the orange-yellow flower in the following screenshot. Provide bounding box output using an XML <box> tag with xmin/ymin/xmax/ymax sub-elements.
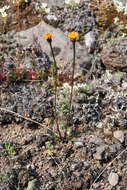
<box><xmin>68</xmin><ymin>32</ymin><xmax>79</xmax><ymax>41</ymax></box>
<box><xmin>43</xmin><ymin>32</ymin><xmax>53</xmax><ymax>40</ymax></box>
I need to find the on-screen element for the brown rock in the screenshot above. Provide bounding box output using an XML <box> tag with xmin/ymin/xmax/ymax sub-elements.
<box><xmin>101</xmin><ymin>37</ymin><xmax>127</xmax><ymax>72</ymax></box>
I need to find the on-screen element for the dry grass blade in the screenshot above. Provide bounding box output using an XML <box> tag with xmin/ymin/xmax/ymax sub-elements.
<box><xmin>0</xmin><ymin>107</ymin><xmax>48</xmax><ymax>129</ymax></box>
<box><xmin>89</xmin><ymin>147</ymin><xmax>127</xmax><ymax>190</ymax></box>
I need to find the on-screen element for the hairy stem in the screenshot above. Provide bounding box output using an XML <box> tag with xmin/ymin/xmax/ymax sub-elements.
<box><xmin>49</xmin><ymin>41</ymin><xmax>62</xmax><ymax>139</ymax></box>
<box><xmin>64</xmin><ymin>41</ymin><xmax>76</xmax><ymax>138</ymax></box>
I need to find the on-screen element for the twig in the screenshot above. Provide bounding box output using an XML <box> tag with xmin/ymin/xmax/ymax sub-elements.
<box><xmin>0</xmin><ymin>107</ymin><xmax>50</xmax><ymax>129</ymax></box>
<box><xmin>85</xmin><ymin>59</ymin><xmax>96</xmax><ymax>82</ymax></box>
<box><xmin>89</xmin><ymin>147</ymin><xmax>127</xmax><ymax>190</ymax></box>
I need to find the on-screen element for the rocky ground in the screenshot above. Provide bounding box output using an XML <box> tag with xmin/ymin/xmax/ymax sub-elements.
<box><xmin>0</xmin><ymin>0</ymin><xmax>127</xmax><ymax>190</ymax></box>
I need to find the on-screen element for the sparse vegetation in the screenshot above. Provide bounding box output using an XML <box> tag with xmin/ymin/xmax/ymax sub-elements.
<box><xmin>3</xmin><ymin>142</ymin><xmax>16</xmax><ymax>155</ymax></box>
<box><xmin>1</xmin><ymin>0</ymin><xmax>127</xmax><ymax>189</ymax></box>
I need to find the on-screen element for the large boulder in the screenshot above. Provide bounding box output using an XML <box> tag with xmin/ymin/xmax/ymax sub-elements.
<box><xmin>15</xmin><ymin>20</ymin><xmax>92</xmax><ymax>77</ymax></box>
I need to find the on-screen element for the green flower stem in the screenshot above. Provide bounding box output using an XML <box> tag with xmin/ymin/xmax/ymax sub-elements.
<box><xmin>64</xmin><ymin>41</ymin><xmax>76</xmax><ymax>138</ymax></box>
<box><xmin>49</xmin><ymin>41</ymin><xmax>62</xmax><ymax>139</ymax></box>
<box><xmin>69</xmin><ymin>41</ymin><xmax>76</xmax><ymax>112</ymax></box>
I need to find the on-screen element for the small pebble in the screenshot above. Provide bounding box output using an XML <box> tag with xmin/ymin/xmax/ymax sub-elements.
<box><xmin>113</xmin><ymin>130</ymin><xmax>124</xmax><ymax>143</ymax></box>
<box><xmin>108</xmin><ymin>171</ymin><xmax>119</xmax><ymax>186</ymax></box>
<box><xmin>83</xmin><ymin>161</ymin><xmax>90</xmax><ymax>170</ymax></box>
<box><xmin>89</xmin><ymin>136</ymin><xmax>104</xmax><ymax>145</ymax></box>
<box><xmin>93</xmin><ymin>145</ymin><xmax>107</xmax><ymax>160</ymax></box>
<box><xmin>104</xmin><ymin>128</ymin><xmax>112</xmax><ymax>136</ymax></box>
<box><xmin>74</xmin><ymin>141</ymin><xmax>84</xmax><ymax>148</ymax></box>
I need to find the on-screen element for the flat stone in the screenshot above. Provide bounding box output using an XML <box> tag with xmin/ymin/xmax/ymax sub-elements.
<box><xmin>113</xmin><ymin>130</ymin><xmax>124</xmax><ymax>143</ymax></box>
<box><xmin>93</xmin><ymin>145</ymin><xmax>108</xmax><ymax>160</ymax></box>
<box><xmin>74</xmin><ymin>141</ymin><xmax>84</xmax><ymax>148</ymax></box>
<box><xmin>89</xmin><ymin>136</ymin><xmax>104</xmax><ymax>145</ymax></box>
<box><xmin>108</xmin><ymin>171</ymin><xmax>119</xmax><ymax>186</ymax></box>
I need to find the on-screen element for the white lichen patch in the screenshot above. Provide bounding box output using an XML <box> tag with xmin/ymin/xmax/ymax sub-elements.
<box><xmin>112</xmin><ymin>0</ymin><xmax>127</xmax><ymax>14</ymax></box>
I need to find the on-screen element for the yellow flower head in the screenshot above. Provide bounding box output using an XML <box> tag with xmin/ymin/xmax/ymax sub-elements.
<box><xmin>43</xmin><ymin>32</ymin><xmax>53</xmax><ymax>40</ymax></box>
<box><xmin>68</xmin><ymin>32</ymin><xmax>79</xmax><ymax>41</ymax></box>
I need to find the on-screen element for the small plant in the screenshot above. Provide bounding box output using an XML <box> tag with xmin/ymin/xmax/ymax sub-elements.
<box><xmin>43</xmin><ymin>32</ymin><xmax>62</xmax><ymax>139</ymax></box>
<box><xmin>57</xmin><ymin>85</ymin><xmax>70</xmax><ymax>134</ymax></box>
<box><xmin>0</xmin><ymin>174</ymin><xmax>8</xmax><ymax>181</ymax></box>
<box><xmin>64</xmin><ymin>31</ymin><xmax>79</xmax><ymax>138</ymax></box>
<box><xmin>24</xmin><ymin>179</ymin><xmax>37</xmax><ymax>190</ymax></box>
<box><xmin>76</xmin><ymin>83</ymin><xmax>94</xmax><ymax>94</ymax></box>
<box><xmin>14</xmin><ymin>184</ymin><xmax>20</xmax><ymax>190</ymax></box>
<box><xmin>3</xmin><ymin>142</ymin><xmax>16</xmax><ymax>156</ymax></box>
<box><xmin>35</xmin><ymin>2</ymin><xmax>50</xmax><ymax>14</ymax></box>
<box><xmin>44</xmin><ymin>31</ymin><xmax>79</xmax><ymax>140</ymax></box>
<box><xmin>45</xmin><ymin>141</ymin><xmax>54</xmax><ymax>155</ymax></box>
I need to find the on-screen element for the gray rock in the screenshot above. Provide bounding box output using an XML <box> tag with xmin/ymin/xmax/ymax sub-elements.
<box><xmin>74</xmin><ymin>141</ymin><xmax>84</xmax><ymax>148</ymax></box>
<box><xmin>109</xmin><ymin>143</ymin><xmax>123</xmax><ymax>153</ymax></box>
<box><xmin>15</xmin><ymin>20</ymin><xmax>90</xmax><ymax>76</ymax></box>
<box><xmin>108</xmin><ymin>171</ymin><xmax>119</xmax><ymax>186</ymax></box>
<box><xmin>24</xmin><ymin>136</ymin><xmax>35</xmax><ymax>145</ymax></box>
<box><xmin>113</xmin><ymin>130</ymin><xmax>124</xmax><ymax>143</ymax></box>
<box><xmin>93</xmin><ymin>145</ymin><xmax>108</xmax><ymax>160</ymax></box>
<box><xmin>85</xmin><ymin>31</ymin><xmax>96</xmax><ymax>53</ymax></box>
<box><xmin>83</xmin><ymin>162</ymin><xmax>90</xmax><ymax>170</ymax></box>
<box><xmin>89</xmin><ymin>136</ymin><xmax>104</xmax><ymax>145</ymax></box>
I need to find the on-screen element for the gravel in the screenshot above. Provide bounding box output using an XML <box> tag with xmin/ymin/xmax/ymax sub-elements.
<box><xmin>1</xmin><ymin>1</ymin><xmax>127</xmax><ymax>189</ymax></box>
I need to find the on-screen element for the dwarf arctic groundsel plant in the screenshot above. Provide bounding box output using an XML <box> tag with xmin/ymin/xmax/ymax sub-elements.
<box><xmin>44</xmin><ymin>31</ymin><xmax>79</xmax><ymax>140</ymax></box>
<box><xmin>43</xmin><ymin>32</ymin><xmax>62</xmax><ymax>139</ymax></box>
<box><xmin>64</xmin><ymin>31</ymin><xmax>79</xmax><ymax>138</ymax></box>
